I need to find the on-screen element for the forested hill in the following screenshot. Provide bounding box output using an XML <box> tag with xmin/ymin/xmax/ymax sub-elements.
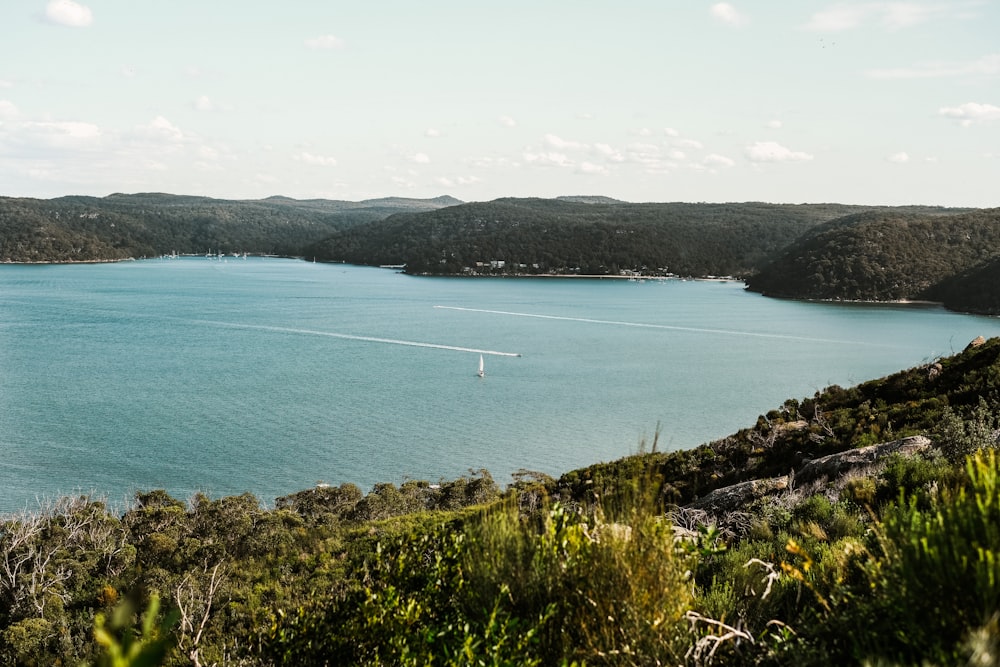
<box><xmin>745</xmin><ymin>207</ymin><xmax>1000</xmax><ymax>314</ymax></box>
<box><xmin>306</xmin><ymin>199</ymin><xmax>894</xmax><ymax>277</ymax></box>
<box><xmin>0</xmin><ymin>193</ymin><xmax>461</xmax><ymax>262</ymax></box>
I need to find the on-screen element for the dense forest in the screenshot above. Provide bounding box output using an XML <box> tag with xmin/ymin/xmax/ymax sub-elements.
<box><xmin>4</xmin><ymin>336</ymin><xmax>1000</xmax><ymax>665</ymax></box>
<box><xmin>0</xmin><ymin>193</ymin><xmax>460</xmax><ymax>262</ymax></box>
<box><xmin>305</xmin><ymin>198</ymin><xmax>897</xmax><ymax>277</ymax></box>
<box><xmin>3</xmin><ymin>192</ymin><xmax>998</xmax><ymax>314</ymax></box>
<box><xmin>746</xmin><ymin>208</ymin><xmax>1000</xmax><ymax>314</ymax></box>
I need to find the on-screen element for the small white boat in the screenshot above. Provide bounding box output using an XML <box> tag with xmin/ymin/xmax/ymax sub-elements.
<box><xmin>477</xmin><ymin>354</ymin><xmax>485</xmax><ymax>378</ymax></box>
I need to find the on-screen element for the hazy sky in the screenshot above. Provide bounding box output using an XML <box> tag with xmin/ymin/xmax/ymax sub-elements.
<box><xmin>1</xmin><ymin>1</ymin><xmax>998</xmax><ymax>205</ymax></box>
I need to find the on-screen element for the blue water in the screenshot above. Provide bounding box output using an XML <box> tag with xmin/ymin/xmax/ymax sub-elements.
<box><xmin>1</xmin><ymin>258</ymin><xmax>998</xmax><ymax>512</ymax></box>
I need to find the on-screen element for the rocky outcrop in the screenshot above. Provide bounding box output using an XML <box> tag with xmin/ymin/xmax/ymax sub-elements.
<box><xmin>682</xmin><ymin>435</ymin><xmax>932</xmax><ymax>515</ymax></box>
<box><xmin>794</xmin><ymin>435</ymin><xmax>931</xmax><ymax>486</ymax></box>
<box><xmin>685</xmin><ymin>476</ymin><xmax>790</xmax><ymax>512</ymax></box>
<box><xmin>967</xmin><ymin>335</ymin><xmax>987</xmax><ymax>350</ymax></box>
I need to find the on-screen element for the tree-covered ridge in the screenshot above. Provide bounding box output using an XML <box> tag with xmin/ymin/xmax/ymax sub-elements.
<box><xmin>306</xmin><ymin>198</ymin><xmax>908</xmax><ymax>277</ymax></box>
<box><xmin>745</xmin><ymin>208</ymin><xmax>1000</xmax><ymax>312</ymax></box>
<box><xmin>5</xmin><ymin>337</ymin><xmax>1000</xmax><ymax>665</ymax></box>
<box><xmin>0</xmin><ymin>193</ymin><xmax>460</xmax><ymax>263</ymax></box>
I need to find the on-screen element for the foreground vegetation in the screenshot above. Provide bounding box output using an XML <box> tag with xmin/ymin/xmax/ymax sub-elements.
<box><xmin>3</xmin><ymin>337</ymin><xmax>1000</xmax><ymax>665</ymax></box>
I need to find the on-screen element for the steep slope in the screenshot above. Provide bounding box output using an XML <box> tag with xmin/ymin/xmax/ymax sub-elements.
<box><xmin>746</xmin><ymin>208</ymin><xmax>999</xmax><ymax>309</ymax></box>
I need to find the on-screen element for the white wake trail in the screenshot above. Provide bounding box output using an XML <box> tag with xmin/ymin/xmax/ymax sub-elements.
<box><xmin>201</xmin><ymin>320</ymin><xmax>522</xmax><ymax>357</ymax></box>
<box><xmin>434</xmin><ymin>306</ymin><xmax>875</xmax><ymax>346</ymax></box>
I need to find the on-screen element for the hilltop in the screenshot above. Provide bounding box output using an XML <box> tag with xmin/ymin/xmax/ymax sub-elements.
<box><xmin>746</xmin><ymin>207</ymin><xmax>1000</xmax><ymax>314</ymax></box>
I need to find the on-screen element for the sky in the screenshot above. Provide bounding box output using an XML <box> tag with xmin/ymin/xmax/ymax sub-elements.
<box><xmin>1</xmin><ymin>1</ymin><xmax>998</xmax><ymax>206</ymax></box>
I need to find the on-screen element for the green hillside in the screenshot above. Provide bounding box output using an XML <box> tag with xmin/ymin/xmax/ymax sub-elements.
<box><xmin>307</xmin><ymin>198</ymin><xmax>881</xmax><ymax>277</ymax></box>
<box><xmin>0</xmin><ymin>193</ymin><xmax>459</xmax><ymax>262</ymax></box>
<box><xmin>746</xmin><ymin>208</ymin><xmax>1000</xmax><ymax>312</ymax></box>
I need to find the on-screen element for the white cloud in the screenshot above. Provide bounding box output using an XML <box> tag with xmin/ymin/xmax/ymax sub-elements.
<box><xmin>703</xmin><ymin>153</ymin><xmax>736</xmax><ymax>168</ymax></box>
<box><xmin>578</xmin><ymin>161</ymin><xmax>609</xmax><ymax>175</ymax></box>
<box><xmin>593</xmin><ymin>143</ymin><xmax>625</xmax><ymax>162</ymax></box>
<box><xmin>435</xmin><ymin>175</ymin><xmax>481</xmax><ymax>187</ymax></box>
<box><xmin>0</xmin><ymin>100</ymin><xmax>19</xmax><ymax>119</ymax></box>
<box><xmin>297</xmin><ymin>152</ymin><xmax>338</xmax><ymax>166</ymax></box>
<box><xmin>523</xmin><ymin>151</ymin><xmax>573</xmax><ymax>168</ymax></box>
<box><xmin>675</xmin><ymin>138</ymin><xmax>704</xmax><ymax>150</ymax></box>
<box><xmin>0</xmin><ymin>80</ymin><xmax>12</xmax><ymax>89</ymax></box>
<box><xmin>466</xmin><ymin>156</ymin><xmax>520</xmax><ymax>169</ymax></box>
<box><xmin>139</xmin><ymin>116</ymin><xmax>185</xmax><ymax>143</ymax></box>
<box><xmin>390</xmin><ymin>175</ymin><xmax>416</xmax><ymax>189</ymax></box>
<box><xmin>804</xmin><ymin>2</ymin><xmax>972</xmax><ymax>32</ymax></box>
<box><xmin>424</xmin><ymin>128</ymin><xmax>441</xmax><ymax>137</ymax></box>
<box><xmin>305</xmin><ymin>35</ymin><xmax>345</xmax><ymax>50</ymax></box>
<box><xmin>663</xmin><ymin>127</ymin><xmax>680</xmax><ymax>137</ymax></box>
<box><xmin>197</xmin><ymin>146</ymin><xmax>220</xmax><ymax>161</ymax></box>
<box><xmin>880</xmin><ymin>3</ymin><xmax>939</xmax><ymax>29</ymax></box>
<box><xmin>887</xmin><ymin>151</ymin><xmax>910</xmax><ymax>163</ymax></box>
<box><xmin>410</xmin><ymin>152</ymin><xmax>430</xmax><ymax>164</ymax></box>
<box><xmin>745</xmin><ymin>141</ymin><xmax>813</xmax><ymax>162</ymax></box>
<box><xmin>624</xmin><ymin>142</ymin><xmax>676</xmax><ymax>173</ymax></box>
<box><xmin>21</xmin><ymin>120</ymin><xmax>102</xmax><ymax>150</ymax></box>
<box><xmin>711</xmin><ymin>3</ymin><xmax>747</xmax><ymax>26</ymax></box>
<box><xmin>45</xmin><ymin>0</ymin><xmax>93</xmax><ymax>27</ymax></box>
<box><xmin>544</xmin><ymin>133</ymin><xmax>587</xmax><ymax>150</ymax></box>
<box><xmin>804</xmin><ymin>4</ymin><xmax>869</xmax><ymax>31</ymax></box>
<box><xmin>194</xmin><ymin>95</ymin><xmax>215</xmax><ymax>112</ymax></box>
<box><xmin>666</xmin><ymin>149</ymin><xmax>687</xmax><ymax>161</ymax></box>
<box><xmin>867</xmin><ymin>53</ymin><xmax>1000</xmax><ymax>79</ymax></box>
<box><xmin>939</xmin><ymin>102</ymin><xmax>1000</xmax><ymax>125</ymax></box>
<box><xmin>766</xmin><ymin>119</ymin><xmax>783</xmax><ymax>129</ymax></box>
<box><xmin>498</xmin><ymin>115</ymin><xmax>516</xmax><ymax>127</ymax></box>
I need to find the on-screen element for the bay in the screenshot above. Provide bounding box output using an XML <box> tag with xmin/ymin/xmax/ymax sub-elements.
<box><xmin>1</xmin><ymin>257</ymin><xmax>998</xmax><ymax>513</ymax></box>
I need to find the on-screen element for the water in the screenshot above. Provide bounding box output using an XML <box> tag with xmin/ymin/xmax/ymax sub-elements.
<box><xmin>1</xmin><ymin>258</ymin><xmax>998</xmax><ymax>512</ymax></box>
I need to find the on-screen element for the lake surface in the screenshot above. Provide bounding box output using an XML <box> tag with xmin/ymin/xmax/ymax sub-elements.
<box><xmin>2</xmin><ymin>258</ymin><xmax>998</xmax><ymax>513</ymax></box>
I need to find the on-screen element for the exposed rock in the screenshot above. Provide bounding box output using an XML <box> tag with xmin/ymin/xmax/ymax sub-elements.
<box><xmin>685</xmin><ymin>475</ymin><xmax>790</xmax><ymax>512</ymax></box>
<box><xmin>927</xmin><ymin>362</ymin><xmax>943</xmax><ymax>380</ymax></box>
<box><xmin>681</xmin><ymin>435</ymin><xmax>932</xmax><ymax>515</ymax></box>
<box><xmin>967</xmin><ymin>335</ymin><xmax>987</xmax><ymax>350</ymax></box>
<box><xmin>794</xmin><ymin>435</ymin><xmax>932</xmax><ymax>486</ymax></box>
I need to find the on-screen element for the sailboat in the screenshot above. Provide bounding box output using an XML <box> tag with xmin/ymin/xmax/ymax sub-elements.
<box><xmin>477</xmin><ymin>354</ymin><xmax>485</xmax><ymax>378</ymax></box>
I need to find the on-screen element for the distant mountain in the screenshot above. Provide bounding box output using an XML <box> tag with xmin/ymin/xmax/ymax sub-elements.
<box><xmin>745</xmin><ymin>207</ymin><xmax>1000</xmax><ymax>313</ymax></box>
<box><xmin>0</xmin><ymin>193</ymin><xmax>460</xmax><ymax>262</ymax></box>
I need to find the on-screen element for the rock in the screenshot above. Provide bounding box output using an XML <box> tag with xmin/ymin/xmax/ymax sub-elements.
<box><xmin>685</xmin><ymin>475</ymin><xmax>790</xmax><ymax>513</ymax></box>
<box><xmin>682</xmin><ymin>435</ymin><xmax>933</xmax><ymax>515</ymax></box>
<box><xmin>966</xmin><ymin>335</ymin><xmax>986</xmax><ymax>350</ymax></box>
<box><xmin>794</xmin><ymin>435</ymin><xmax>932</xmax><ymax>486</ymax></box>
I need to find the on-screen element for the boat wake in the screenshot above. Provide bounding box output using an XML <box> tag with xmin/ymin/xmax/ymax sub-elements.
<box><xmin>202</xmin><ymin>320</ymin><xmax>523</xmax><ymax>357</ymax></box>
<box><xmin>434</xmin><ymin>306</ymin><xmax>881</xmax><ymax>347</ymax></box>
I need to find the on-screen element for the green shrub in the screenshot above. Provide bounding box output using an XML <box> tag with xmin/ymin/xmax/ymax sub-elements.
<box><xmin>935</xmin><ymin>398</ymin><xmax>1000</xmax><ymax>462</ymax></box>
